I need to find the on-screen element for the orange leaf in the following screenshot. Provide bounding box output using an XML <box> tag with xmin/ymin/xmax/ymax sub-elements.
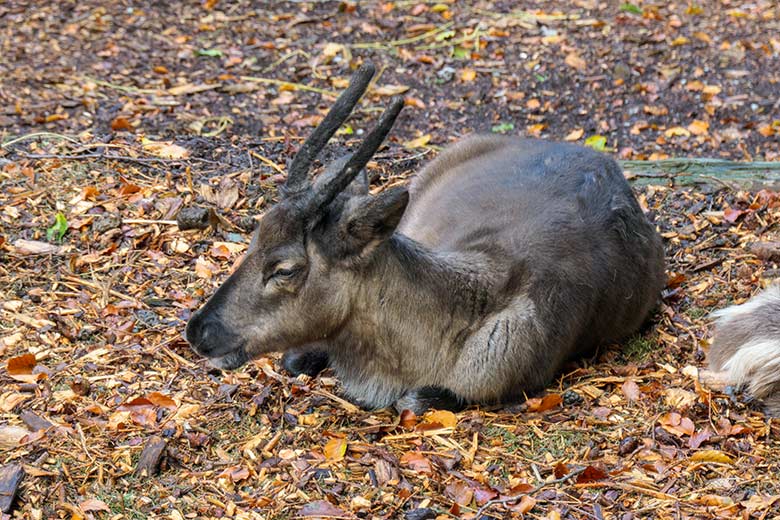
<box><xmin>400</xmin><ymin>451</ymin><xmax>433</xmax><ymax>474</ymax></box>
<box><xmin>526</xmin><ymin>393</ymin><xmax>562</xmax><ymax>412</ymax></box>
<box><xmin>7</xmin><ymin>353</ymin><xmax>36</xmax><ymax>375</ymax></box>
<box><xmin>422</xmin><ymin>409</ymin><xmax>457</xmax><ymax>428</ymax></box>
<box><xmin>460</xmin><ymin>68</ymin><xmax>477</xmax><ymax>82</ymax></box>
<box><xmin>576</xmin><ymin>465</ymin><xmax>608</xmax><ymax>483</ymax></box>
<box><xmin>659</xmin><ymin>412</ymin><xmax>695</xmax><ymax>437</ymax></box>
<box><xmin>145</xmin><ymin>392</ymin><xmax>178</xmax><ymax>410</ymax></box>
<box><xmin>324</xmin><ymin>437</ymin><xmax>347</xmax><ymax>461</ymax></box>
<box><xmin>564</xmin><ymin>52</ymin><xmax>586</xmax><ymax>70</ymax></box>
<box><xmin>399</xmin><ymin>409</ymin><xmax>417</xmax><ymax>429</ymax></box>
<box><xmin>445</xmin><ymin>480</ymin><xmax>473</xmax><ymax>506</ymax></box>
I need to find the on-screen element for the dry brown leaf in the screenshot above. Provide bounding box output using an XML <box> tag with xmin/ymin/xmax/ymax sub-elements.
<box><xmin>142</xmin><ymin>139</ymin><xmax>190</xmax><ymax>159</ymax></box>
<box><xmin>659</xmin><ymin>412</ymin><xmax>695</xmax><ymax>437</ymax></box>
<box><xmin>564</xmin><ymin>128</ymin><xmax>584</xmax><ymax>141</ymax></box>
<box><xmin>690</xmin><ymin>450</ymin><xmax>734</xmax><ymax>464</ymax></box>
<box><xmin>526</xmin><ymin>393</ymin><xmax>562</xmax><ymax>412</ymax></box>
<box><xmin>373</xmin><ymin>84</ymin><xmax>410</xmax><ymax>97</ymax></box>
<box><xmin>422</xmin><ymin>409</ymin><xmax>457</xmax><ymax>428</ymax></box>
<box><xmin>460</xmin><ymin>68</ymin><xmax>476</xmax><ymax>82</ymax></box>
<box><xmin>621</xmin><ymin>379</ymin><xmax>642</xmax><ymax>401</ymax></box>
<box><xmin>324</xmin><ymin>437</ymin><xmax>347</xmax><ymax>461</ymax></box>
<box><xmin>12</xmin><ymin>239</ymin><xmax>67</xmax><ymax>255</ymax></box>
<box><xmin>403</xmin><ymin>134</ymin><xmax>431</xmax><ymax>149</ymax></box>
<box><xmin>564</xmin><ymin>52</ymin><xmax>586</xmax><ymax>70</ymax></box>
<box><xmin>79</xmin><ymin>499</ymin><xmax>110</xmax><ymax>512</ymax></box>
<box><xmin>445</xmin><ymin>480</ymin><xmax>473</xmax><ymax>506</ymax></box>
<box><xmin>400</xmin><ymin>451</ymin><xmax>433</xmax><ymax>474</ymax></box>
<box><xmin>0</xmin><ymin>425</ymin><xmax>29</xmax><ymax>448</ymax></box>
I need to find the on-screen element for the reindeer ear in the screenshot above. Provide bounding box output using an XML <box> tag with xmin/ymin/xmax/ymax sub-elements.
<box><xmin>345</xmin><ymin>169</ymin><xmax>369</xmax><ymax>196</ymax></box>
<box><xmin>343</xmin><ymin>187</ymin><xmax>409</xmax><ymax>246</ymax></box>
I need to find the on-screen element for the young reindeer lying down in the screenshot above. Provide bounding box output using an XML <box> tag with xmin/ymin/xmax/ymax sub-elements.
<box><xmin>185</xmin><ymin>62</ymin><xmax>667</xmax><ymax>414</ymax></box>
<box><xmin>709</xmin><ymin>285</ymin><xmax>780</xmax><ymax>415</ymax></box>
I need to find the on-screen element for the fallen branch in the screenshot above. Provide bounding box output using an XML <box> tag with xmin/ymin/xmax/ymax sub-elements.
<box><xmin>474</xmin><ymin>467</ymin><xmax>587</xmax><ymax>519</ymax></box>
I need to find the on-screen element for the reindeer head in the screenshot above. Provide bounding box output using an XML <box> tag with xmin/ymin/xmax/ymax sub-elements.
<box><xmin>185</xmin><ymin>62</ymin><xmax>408</xmax><ymax>369</ymax></box>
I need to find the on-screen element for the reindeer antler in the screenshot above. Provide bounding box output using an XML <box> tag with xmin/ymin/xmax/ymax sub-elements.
<box><xmin>310</xmin><ymin>96</ymin><xmax>404</xmax><ymax>211</ymax></box>
<box><xmin>285</xmin><ymin>62</ymin><xmax>376</xmax><ymax>194</ymax></box>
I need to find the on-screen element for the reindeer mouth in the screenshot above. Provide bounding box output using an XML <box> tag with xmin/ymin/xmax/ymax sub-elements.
<box><xmin>207</xmin><ymin>344</ymin><xmax>249</xmax><ymax>370</ymax></box>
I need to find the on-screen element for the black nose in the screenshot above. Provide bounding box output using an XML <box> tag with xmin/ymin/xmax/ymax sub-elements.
<box><xmin>186</xmin><ymin>311</ymin><xmax>232</xmax><ymax>356</ymax></box>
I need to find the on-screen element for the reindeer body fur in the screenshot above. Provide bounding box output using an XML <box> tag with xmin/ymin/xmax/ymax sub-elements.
<box><xmin>314</xmin><ymin>135</ymin><xmax>666</xmax><ymax>410</ymax></box>
<box><xmin>187</xmin><ymin>64</ymin><xmax>666</xmax><ymax>415</ymax></box>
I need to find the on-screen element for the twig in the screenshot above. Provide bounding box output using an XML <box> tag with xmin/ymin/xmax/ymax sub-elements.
<box><xmin>61</xmin><ymin>275</ymin><xmax>144</xmax><ymax>307</ymax></box>
<box><xmin>250</xmin><ymin>151</ymin><xmax>286</xmax><ymax>175</ymax></box>
<box><xmin>122</xmin><ymin>218</ymin><xmax>178</xmax><ymax>226</ymax></box>
<box><xmin>310</xmin><ymin>389</ymin><xmax>360</xmax><ymax>413</ymax></box>
<box><xmin>1</xmin><ymin>132</ymin><xmax>80</xmax><ymax>148</ymax></box>
<box><xmin>350</xmin><ymin>22</ymin><xmax>454</xmax><ymax>50</ymax></box>
<box><xmin>83</xmin><ymin>76</ymin><xmax>160</xmax><ymax>95</ymax></box>
<box><xmin>475</xmin><ymin>467</ymin><xmax>587</xmax><ymax>518</ymax></box>
<box><xmin>238</xmin><ymin>76</ymin><xmax>337</xmax><ymax>96</ymax></box>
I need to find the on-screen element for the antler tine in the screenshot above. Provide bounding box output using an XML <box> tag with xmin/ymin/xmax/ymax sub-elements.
<box><xmin>284</xmin><ymin>62</ymin><xmax>376</xmax><ymax>194</ymax></box>
<box><xmin>310</xmin><ymin>96</ymin><xmax>404</xmax><ymax>211</ymax></box>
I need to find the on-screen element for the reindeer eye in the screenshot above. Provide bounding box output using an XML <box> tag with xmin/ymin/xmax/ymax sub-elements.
<box><xmin>272</xmin><ymin>266</ymin><xmax>299</xmax><ymax>279</ymax></box>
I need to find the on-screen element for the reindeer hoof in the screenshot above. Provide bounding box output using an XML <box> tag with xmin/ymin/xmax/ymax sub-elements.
<box><xmin>282</xmin><ymin>350</ymin><xmax>329</xmax><ymax>377</ymax></box>
<box><xmin>394</xmin><ymin>386</ymin><xmax>465</xmax><ymax>415</ymax></box>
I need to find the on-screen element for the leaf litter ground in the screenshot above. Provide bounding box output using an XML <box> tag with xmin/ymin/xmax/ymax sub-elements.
<box><xmin>1</xmin><ymin>1</ymin><xmax>780</xmax><ymax>519</ymax></box>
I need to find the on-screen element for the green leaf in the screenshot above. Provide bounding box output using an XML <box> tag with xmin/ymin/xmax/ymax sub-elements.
<box><xmin>584</xmin><ymin>135</ymin><xmax>607</xmax><ymax>151</ymax></box>
<box><xmin>337</xmin><ymin>124</ymin><xmax>354</xmax><ymax>135</ymax></box>
<box><xmin>434</xmin><ymin>30</ymin><xmax>455</xmax><ymax>42</ymax></box>
<box><xmin>452</xmin><ymin>47</ymin><xmax>469</xmax><ymax>59</ymax></box>
<box><xmin>534</xmin><ymin>73</ymin><xmax>547</xmax><ymax>82</ymax></box>
<box><xmin>196</xmin><ymin>48</ymin><xmax>223</xmax><ymax>57</ymax></box>
<box><xmin>491</xmin><ymin>122</ymin><xmax>515</xmax><ymax>134</ymax></box>
<box><xmin>46</xmin><ymin>213</ymin><xmax>68</xmax><ymax>242</ymax></box>
<box><xmin>619</xmin><ymin>3</ymin><xmax>643</xmax><ymax>14</ymax></box>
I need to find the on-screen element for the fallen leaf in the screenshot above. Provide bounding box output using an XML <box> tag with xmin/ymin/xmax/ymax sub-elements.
<box><xmin>0</xmin><ymin>425</ymin><xmax>29</xmax><ymax>448</ymax></box>
<box><xmin>576</xmin><ymin>465</ymin><xmax>608</xmax><ymax>483</ymax></box>
<box><xmin>300</xmin><ymin>500</ymin><xmax>349</xmax><ymax>518</ymax></box>
<box><xmin>659</xmin><ymin>412</ymin><xmax>695</xmax><ymax>437</ymax></box>
<box><xmin>12</xmin><ymin>239</ymin><xmax>66</xmax><ymax>255</ymax></box>
<box><xmin>664</xmin><ymin>126</ymin><xmax>691</xmax><ymax>138</ymax></box>
<box><xmin>422</xmin><ymin>409</ymin><xmax>457</xmax><ymax>428</ymax></box>
<box><xmin>688</xmin><ymin>119</ymin><xmax>709</xmax><ymax>136</ymax></box>
<box><xmin>80</xmin><ymin>499</ymin><xmax>110</xmax><ymax>512</ymax></box>
<box><xmin>690</xmin><ymin>450</ymin><xmax>734</xmax><ymax>464</ymax></box>
<box><xmin>218</xmin><ymin>465</ymin><xmax>250</xmax><ymax>482</ymax></box>
<box><xmin>723</xmin><ymin>207</ymin><xmax>746</xmax><ymax>223</ymax></box>
<box><xmin>564</xmin><ymin>128</ymin><xmax>584</xmax><ymax>141</ymax></box>
<box><xmin>445</xmin><ymin>480</ymin><xmax>473</xmax><ymax>506</ymax></box>
<box><xmin>460</xmin><ymin>68</ymin><xmax>476</xmax><ymax>82</ymax></box>
<box><xmin>565</xmin><ymin>52</ymin><xmax>586</xmax><ymax>70</ymax></box>
<box><xmin>324</xmin><ymin>437</ymin><xmax>347</xmax><ymax>461</ymax></box>
<box><xmin>400</xmin><ymin>451</ymin><xmax>433</xmax><ymax>474</ymax></box>
<box><xmin>621</xmin><ymin>379</ymin><xmax>641</xmax><ymax>401</ymax></box>
<box><xmin>526</xmin><ymin>393</ymin><xmax>562</xmax><ymax>412</ymax></box>
<box><xmin>373</xmin><ymin>85</ymin><xmax>410</xmax><ymax>97</ymax></box>
<box><xmin>142</xmin><ymin>138</ymin><xmax>190</xmax><ymax>159</ymax></box>
<box><xmin>403</xmin><ymin>134</ymin><xmax>431</xmax><ymax>149</ymax></box>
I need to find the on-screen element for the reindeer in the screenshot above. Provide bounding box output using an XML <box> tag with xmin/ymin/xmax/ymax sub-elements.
<box><xmin>185</xmin><ymin>62</ymin><xmax>667</xmax><ymax>414</ymax></box>
<box><xmin>709</xmin><ymin>285</ymin><xmax>780</xmax><ymax>416</ymax></box>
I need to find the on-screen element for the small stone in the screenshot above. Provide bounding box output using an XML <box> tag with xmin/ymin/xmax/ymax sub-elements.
<box><xmin>176</xmin><ymin>206</ymin><xmax>216</xmax><ymax>230</ymax></box>
<box><xmin>405</xmin><ymin>508</ymin><xmax>437</xmax><ymax>520</ymax></box>
<box><xmin>93</xmin><ymin>214</ymin><xmax>122</xmax><ymax>234</ymax></box>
